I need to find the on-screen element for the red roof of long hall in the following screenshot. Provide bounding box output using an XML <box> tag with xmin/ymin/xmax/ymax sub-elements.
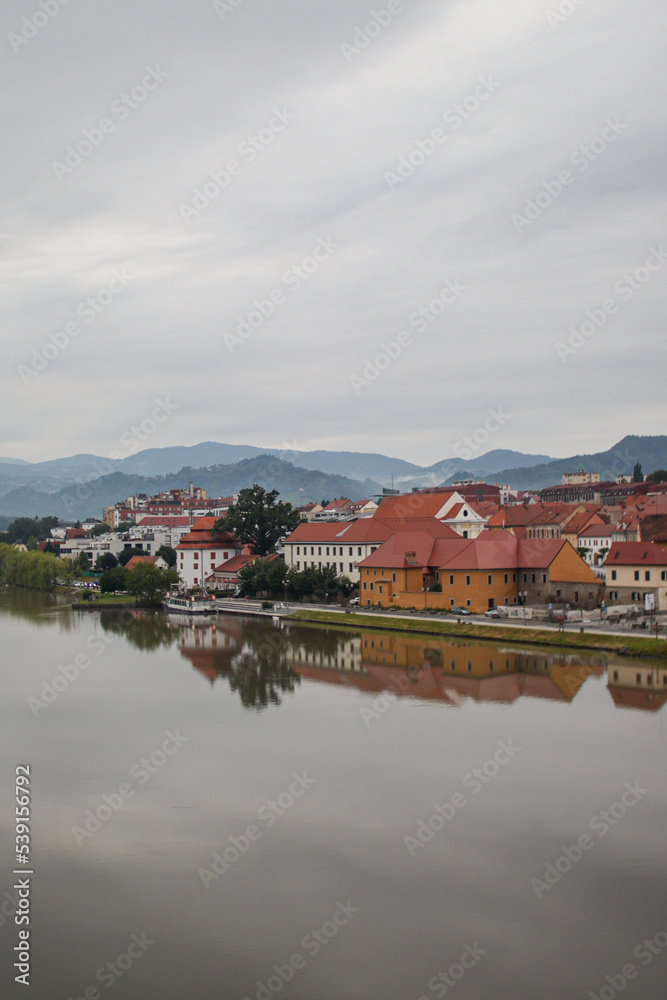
<box><xmin>373</xmin><ymin>492</ymin><xmax>454</xmax><ymax>519</ymax></box>
<box><xmin>136</xmin><ymin>515</ymin><xmax>190</xmax><ymax>526</ymax></box>
<box><xmin>605</xmin><ymin>541</ymin><xmax>667</xmax><ymax>566</ymax></box>
<box><xmin>285</xmin><ymin>518</ymin><xmax>395</xmax><ymax>545</ymax></box>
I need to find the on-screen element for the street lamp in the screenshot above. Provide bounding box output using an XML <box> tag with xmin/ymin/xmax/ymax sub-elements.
<box><xmin>521</xmin><ymin>591</ymin><xmax>528</xmax><ymax>621</ymax></box>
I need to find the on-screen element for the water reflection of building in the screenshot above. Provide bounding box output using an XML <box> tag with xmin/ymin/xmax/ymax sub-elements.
<box><xmin>607</xmin><ymin>663</ymin><xmax>667</xmax><ymax>712</ymax></box>
<box><xmin>287</xmin><ymin>631</ymin><xmax>604</xmax><ymax>706</ymax></box>
<box><xmin>170</xmin><ymin>620</ymin><xmax>241</xmax><ymax>683</ymax></box>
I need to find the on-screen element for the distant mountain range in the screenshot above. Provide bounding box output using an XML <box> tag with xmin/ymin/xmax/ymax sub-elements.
<box><xmin>0</xmin><ymin>435</ymin><xmax>664</xmax><ymax>520</ymax></box>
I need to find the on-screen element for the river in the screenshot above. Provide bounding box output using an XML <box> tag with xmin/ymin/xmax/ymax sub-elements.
<box><xmin>1</xmin><ymin>588</ymin><xmax>666</xmax><ymax>999</ymax></box>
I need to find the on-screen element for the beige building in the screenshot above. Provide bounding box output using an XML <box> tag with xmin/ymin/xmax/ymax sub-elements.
<box><xmin>562</xmin><ymin>471</ymin><xmax>601</xmax><ymax>485</ymax></box>
<box><xmin>604</xmin><ymin>541</ymin><xmax>667</xmax><ymax>610</ymax></box>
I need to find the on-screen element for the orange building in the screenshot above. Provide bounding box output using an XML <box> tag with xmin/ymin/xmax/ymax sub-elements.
<box><xmin>358</xmin><ymin>528</ymin><xmax>601</xmax><ymax>612</ymax></box>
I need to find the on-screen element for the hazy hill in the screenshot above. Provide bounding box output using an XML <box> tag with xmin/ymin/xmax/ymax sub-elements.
<box><xmin>0</xmin><ymin>456</ymin><xmax>382</xmax><ymax>520</ymax></box>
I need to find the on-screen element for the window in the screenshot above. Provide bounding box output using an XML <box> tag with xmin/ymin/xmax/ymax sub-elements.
<box><xmin>436</xmin><ymin>572</ymin><xmax>440</xmax><ymax>581</ymax></box>
<box><xmin>370</xmin><ymin>583</ymin><xmax>374</xmax><ymax>590</ymax></box>
<box><xmin>358</xmin><ymin>548</ymin><xmax>362</xmax><ymax>556</ymax></box>
<box><xmin>296</xmin><ymin>561</ymin><xmax>300</xmax><ymax>570</ymax></box>
<box><xmin>310</xmin><ymin>547</ymin><xmax>314</xmax><ymax>556</ymax></box>
<box><xmin>326</xmin><ymin>547</ymin><xmax>329</xmax><ymax>555</ymax></box>
<box><xmin>611</xmin><ymin>570</ymin><xmax>617</xmax><ymax>581</ymax></box>
<box><xmin>392</xmin><ymin>573</ymin><xmax>396</xmax><ymax>582</ymax></box>
<box><xmin>349</xmin><ymin>564</ymin><xmax>354</xmax><ymax>572</ymax></box>
<box><xmin>613</xmin><ymin>670</ymin><xmax>619</xmax><ymax>682</ymax></box>
<box><xmin>523</xmin><ymin>573</ymin><xmax>527</xmax><ymax>583</ymax></box>
<box><xmin>645</xmin><ymin>571</ymin><xmax>650</xmax><ymax>581</ymax></box>
<box><xmin>349</xmin><ymin>547</ymin><xmax>353</xmax><ymax>556</ymax></box>
<box><xmin>634</xmin><ymin>570</ymin><xmax>640</xmax><ymax>580</ymax></box>
<box><xmin>466</xmin><ymin>599</ymin><xmax>471</xmax><ymax>606</ymax></box>
<box><xmin>504</xmin><ymin>573</ymin><xmax>508</xmax><ymax>584</ymax></box>
<box><xmin>513</xmin><ymin>573</ymin><xmax>517</xmax><ymax>583</ymax></box>
<box><xmin>462</xmin><ymin>530</ymin><xmax>468</xmax><ymax>538</ymax></box>
<box><xmin>450</xmin><ymin>598</ymin><xmax>454</xmax><ymax>606</ymax></box>
<box><xmin>363</xmin><ymin>582</ymin><xmax>366</xmax><ymax>590</ymax></box>
<box><xmin>378</xmin><ymin>585</ymin><xmax>383</xmax><ymax>594</ymax></box>
<box><xmin>487</xmin><ymin>574</ymin><xmax>493</xmax><ymax>585</ymax></box>
<box><xmin>318</xmin><ymin>547</ymin><xmax>322</xmax><ymax>556</ymax></box>
<box><xmin>662</xmin><ymin>571</ymin><xmax>667</xmax><ymax>581</ymax></box>
<box><xmin>542</xmin><ymin>574</ymin><xmax>547</xmax><ymax>583</ymax></box>
<box><xmin>465</xmin><ymin>575</ymin><xmax>471</xmax><ymax>586</ymax></box>
<box><xmin>531</xmin><ymin>573</ymin><xmax>536</xmax><ymax>583</ymax></box>
<box><xmin>449</xmin><ymin>575</ymin><xmax>454</xmax><ymax>585</ymax></box>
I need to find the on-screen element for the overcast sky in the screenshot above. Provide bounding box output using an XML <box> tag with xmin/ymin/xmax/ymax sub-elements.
<box><xmin>2</xmin><ymin>0</ymin><xmax>665</xmax><ymax>466</ymax></box>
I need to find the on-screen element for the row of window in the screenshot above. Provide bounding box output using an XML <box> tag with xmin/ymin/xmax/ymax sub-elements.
<box><xmin>295</xmin><ymin>545</ymin><xmax>368</xmax><ymax>557</ymax></box>
<box><xmin>295</xmin><ymin>562</ymin><xmax>354</xmax><ymax>573</ymax></box>
<box><xmin>610</xmin><ymin>569</ymin><xmax>667</xmax><ymax>581</ymax></box>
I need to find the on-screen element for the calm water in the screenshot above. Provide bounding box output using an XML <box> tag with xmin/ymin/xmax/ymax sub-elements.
<box><xmin>1</xmin><ymin>588</ymin><xmax>666</xmax><ymax>1000</ymax></box>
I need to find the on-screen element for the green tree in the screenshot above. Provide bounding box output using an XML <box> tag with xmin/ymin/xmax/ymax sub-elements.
<box><xmin>215</xmin><ymin>485</ymin><xmax>299</xmax><ymax>556</ymax></box>
<box><xmin>117</xmin><ymin>546</ymin><xmax>146</xmax><ymax>567</ymax></box>
<box><xmin>90</xmin><ymin>523</ymin><xmax>111</xmax><ymax>537</ymax></box>
<box><xmin>648</xmin><ymin>469</ymin><xmax>667</xmax><ymax>482</ymax></box>
<box><xmin>99</xmin><ymin>566</ymin><xmax>128</xmax><ymax>593</ymax></box>
<box><xmin>156</xmin><ymin>545</ymin><xmax>177</xmax><ymax>567</ymax></box>
<box><xmin>76</xmin><ymin>552</ymin><xmax>91</xmax><ymax>574</ymax></box>
<box><xmin>237</xmin><ymin>558</ymin><xmax>287</xmax><ymax>598</ymax></box>
<box><xmin>116</xmin><ymin>521</ymin><xmax>133</xmax><ymax>532</ymax></box>
<box><xmin>95</xmin><ymin>552</ymin><xmax>118</xmax><ymax>572</ymax></box>
<box><xmin>126</xmin><ymin>563</ymin><xmax>179</xmax><ymax>603</ymax></box>
<box><xmin>633</xmin><ymin>463</ymin><xmax>643</xmax><ymax>482</ymax></box>
<box><xmin>2</xmin><ymin>516</ymin><xmax>59</xmax><ymax>545</ymax></box>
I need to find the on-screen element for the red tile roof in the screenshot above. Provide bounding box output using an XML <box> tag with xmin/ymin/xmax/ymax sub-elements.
<box><xmin>374</xmin><ymin>492</ymin><xmax>453</xmax><ymax>519</ymax></box>
<box><xmin>125</xmin><ymin>555</ymin><xmax>158</xmax><ymax>569</ymax></box>
<box><xmin>604</xmin><ymin>542</ymin><xmax>667</xmax><ymax>566</ymax></box>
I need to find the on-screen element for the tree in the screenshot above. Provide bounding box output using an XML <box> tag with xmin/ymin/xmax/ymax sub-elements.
<box><xmin>156</xmin><ymin>545</ymin><xmax>177</xmax><ymax>567</ymax></box>
<box><xmin>90</xmin><ymin>523</ymin><xmax>111</xmax><ymax>537</ymax></box>
<box><xmin>100</xmin><ymin>566</ymin><xmax>128</xmax><ymax>594</ymax></box>
<box><xmin>648</xmin><ymin>469</ymin><xmax>667</xmax><ymax>482</ymax></box>
<box><xmin>76</xmin><ymin>552</ymin><xmax>91</xmax><ymax>573</ymax></box>
<box><xmin>237</xmin><ymin>558</ymin><xmax>287</xmax><ymax>598</ymax></box>
<box><xmin>215</xmin><ymin>485</ymin><xmax>299</xmax><ymax>556</ymax></box>
<box><xmin>117</xmin><ymin>546</ymin><xmax>146</xmax><ymax>567</ymax></box>
<box><xmin>95</xmin><ymin>552</ymin><xmax>118</xmax><ymax>572</ymax></box>
<box><xmin>126</xmin><ymin>563</ymin><xmax>179</xmax><ymax>603</ymax></box>
<box><xmin>2</xmin><ymin>516</ymin><xmax>59</xmax><ymax>545</ymax></box>
<box><xmin>633</xmin><ymin>463</ymin><xmax>643</xmax><ymax>482</ymax></box>
<box><xmin>116</xmin><ymin>521</ymin><xmax>133</xmax><ymax>532</ymax></box>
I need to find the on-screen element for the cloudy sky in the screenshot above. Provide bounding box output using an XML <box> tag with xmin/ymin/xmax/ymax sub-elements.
<box><xmin>2</xmin><ymin>0</ymin><xmax>665</xmax><ymax>466</ymax></box>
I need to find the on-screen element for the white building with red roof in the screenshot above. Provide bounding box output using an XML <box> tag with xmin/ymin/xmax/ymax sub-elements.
<box><xmin>175</xmin><ymin>517</ymin><xmax>243</xmax><ymax>588</ymax></box>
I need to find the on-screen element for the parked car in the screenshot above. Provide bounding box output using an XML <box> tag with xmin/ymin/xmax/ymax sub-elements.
<box><xmin>484</xmin><ymin>608</ymin><xmax>500</xmax><ymax>618</ymax></box>
<box><xmin>348</xmin><ymin>597</ymin><xmax>359</xmax><ymax>606</ymax></box>
<box><xmin>450</xmin><ymin>606</ymin><xmax>471</xmax><ymax>616</ymax></box>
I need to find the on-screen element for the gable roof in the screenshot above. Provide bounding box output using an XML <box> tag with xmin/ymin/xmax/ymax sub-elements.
<box><xmin>374</xmin><ymin>492</ymin><xmax>454</xmax><ymax>520</ymax></box>
<box><xmin>605</xmin><ymin>541</ymin><xmax>667</xmax><ymax>566</ymax></box>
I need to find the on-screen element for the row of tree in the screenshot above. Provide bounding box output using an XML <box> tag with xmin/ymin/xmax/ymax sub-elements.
<box><xmin>99</xmin><ymin>563</ymin><xmax>179</xmax><ymax>602</ymax></box>
<box><xmin>235</xmin><ymin>558</ymin><xmax>353</xmax><ymax>603</ymax></box>
<box><xmin>0</xmin><ymin>544</ymin><xmax>71</xmax><ymax>590</ymax></box>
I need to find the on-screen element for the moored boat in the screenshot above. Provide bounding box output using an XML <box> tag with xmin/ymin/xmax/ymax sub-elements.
<box><xmin>162</xmin><ymin>592</ymin><xmax>217</xmax><ymax>615</ymax></box>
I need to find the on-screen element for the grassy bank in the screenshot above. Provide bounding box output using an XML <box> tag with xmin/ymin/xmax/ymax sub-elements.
<box><xmin>71</xmin><ymin>594</ymin><xmax>156</xmax><ymax>608</ymax></box>
<box><xmin>287</xmin><ymin>610</ymin><xmax>667</xmax><ymax>660</ymax></box>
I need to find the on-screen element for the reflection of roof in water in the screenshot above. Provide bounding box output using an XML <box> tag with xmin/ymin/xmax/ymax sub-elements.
<box><xmin>607</xmin><ymin>686</ymin><xmax>667</xmax><ymax>712</ymax></box>
<box><xmin>288</xmin><ymin>659</ymin><xmax>603</xmax><ymax>706</ymax></box>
